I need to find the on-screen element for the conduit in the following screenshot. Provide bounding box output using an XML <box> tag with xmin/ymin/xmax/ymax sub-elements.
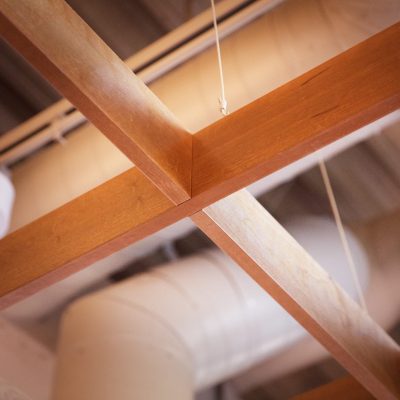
<box><xmin>53</xmin><ymin>216</ymin><xmax>368</xmax><ymax>400</ymax></box>
<box><xmin>0</xmin><ymin>170</ymin><xmax>14</xmax><ymax>238</ymax></box>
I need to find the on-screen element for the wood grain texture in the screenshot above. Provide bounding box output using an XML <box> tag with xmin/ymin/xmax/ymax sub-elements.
<box><xmin>0</xmin><ymin>168</ymin><xmax>195</xmax><ymax>309</ymax></box>
<box><xmin>0</xmin><ymin>0</ymin><xmax>192</xmax><ymax>203</ymax></box>
<box><xmin>192</xmin><ymin>190</ymin><xmax>400</xmax><ymax>400</ymax></box>
<box><xmin>192</xmin><ymin>22</ymin><xmax>400</xmax><ymax>203</ymax></box>
<box><xmin>291</xmin><ymin>377</ymin><xmax>375</xmax><ymax>400</ymax></box>
<box><xmin>0</xmin><ymin>0</ymin><xmax>256</xmax><ymax>152</ymax></box>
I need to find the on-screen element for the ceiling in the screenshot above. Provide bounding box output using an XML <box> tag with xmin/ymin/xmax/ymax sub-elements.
<box><xmin>1</xmin><ymin>2</ymin><xmax>399</xmax><ymax>398</ymax></box>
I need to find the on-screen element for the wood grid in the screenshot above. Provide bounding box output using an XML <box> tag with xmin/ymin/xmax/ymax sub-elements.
<box><xmin>0</xmin><ymin>1</ymin><xmax>399</xmax><ymax>398</ymax></box>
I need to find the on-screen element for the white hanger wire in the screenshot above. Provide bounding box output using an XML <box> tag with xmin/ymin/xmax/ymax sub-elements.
<box><xmin>209</xmin><ymin>0</ymin><xmax>367</xmax><ymax>312</ymax></box>
<box><xmin>210</xmin><ymin>0</ymin><xmax>228</xmax><ymax>116</ymax></box>
<box><xmin>318</xmin><ymin>159</ymin><xmax>368</xmax><ymax>311</ymax></box>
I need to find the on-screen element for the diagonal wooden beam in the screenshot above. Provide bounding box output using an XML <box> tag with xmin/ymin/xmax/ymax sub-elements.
<box><xmin>192</xmin><ymin>190</ymin><xmax>400</xmax><ymax>400</ymax></box>
<box><xmin>0</xmin><ymin>0</ymin><xmax>192</xmax><ymax>203</ymax></box>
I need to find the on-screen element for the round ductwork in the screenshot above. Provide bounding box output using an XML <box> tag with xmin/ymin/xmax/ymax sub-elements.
<box><xmin>0</xmin><ymin>170</ymin><xmax>14</xmax><ymax>238</ymax></box>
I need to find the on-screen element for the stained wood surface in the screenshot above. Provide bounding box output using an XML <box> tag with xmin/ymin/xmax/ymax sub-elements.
<box><xmin>192</xmin><ymin>190</ymin><xmax>400</xmax><ymax>400</ymax></box>
<box><xmin>0</xmin><ymin>0</ymin><xmax>192</xmax><ymax>203</ymax></box>
<box><xmin>192</xmin><ymin>22</ymin><xmax>400</xmax><ymax>203</ymax></box>
<box><xmin>0</xmin><ymin>0</ymin><xmax>250</xmax><ymax>152</ymax></box>
<box><xmin>0</xmin><ymin>169</ymin><xmax>180</xmax><ymax>308</ymax></box>
<box><xmin>291</xmin><ymin>377</ymin><xmax>375</xmax><ymax>400</ymax></box>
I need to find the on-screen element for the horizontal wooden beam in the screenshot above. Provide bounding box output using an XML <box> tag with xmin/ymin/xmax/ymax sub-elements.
<box><xmin>192</xmin><ymin>22</ymin><xmax>400</xmax><ymax>204</ymax></box>
<box><xmin>192</xmin><ymin>190</ymin><xmax>400</xmax><ymax>400</ymax></box>
<box><xmin>0</xmin><ymin>169</ymin><xmax>183</xmax><ymax>308</ymax></box>
<box><xmin>0</xmin><ymin>0</ymin><xmax>192</xmax><ymax>203</ymax></box>
<box><xmin>291</xmin><ymin>376</ymin><xmax>375</xmax><ymax>400</ymax></box>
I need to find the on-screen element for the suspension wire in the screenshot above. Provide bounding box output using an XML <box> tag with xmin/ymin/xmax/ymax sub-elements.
<box><xmin>318</xmin><ymin>159</ymin><xmax>368</xmax><ymax>312</ymax></box>
<box><xmin>210</xmin><ymin>0</ymin><xmax>229</xmax><ymax>116</ymax></box>
<box><xmin>210</xmin><ymin>0</ymin><xmax>367</xmax><ymax>312</ymax></box>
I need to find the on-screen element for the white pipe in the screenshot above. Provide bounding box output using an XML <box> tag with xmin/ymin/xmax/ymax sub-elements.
<box><xmin>233</xmin><ymin>213</ymin><xmax>400</xmax><ymax>392</ymax></box>
<box><xmin>0</xmin><ymin>318</ymin><xmax>54</xmax><ymax>400</ymax></box>
<box><xmin>53</xmin><ymin>216</ymin><xmax>368</xmax><ymax>399</ymax></box>
<box><xmin>0</xmin><ymin>111</ymin><xmax>84</xmax><ymax>166</ymax></box>
<box><xmin>0</xmin><ymin>170</ymin><xmax>14</xmax><ymax>238</ymax></box>
<box><xmin>0</xmin><ymin>382</ymin><xmax>31</xmax><ymax>400</ymax></box>
<box><xmin>0</xmin><ymin>0</ymin><xmax>282</xmax><ymax>163</ymax></box>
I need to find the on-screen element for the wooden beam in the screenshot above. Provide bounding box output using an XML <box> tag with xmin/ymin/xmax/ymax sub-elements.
<box><xmin>0</xmin><ymin>169</ymin><xmax>184</xmax><ymax>309</ymax></box>
<box><xmin>0</xmin><ymin>0</ymin><xmax>269</xmax><ymax>153</ymax></box>
<box><xmin>192</xmin><ymin>22</ymin><xmax>400</xmax><ymax>204</ymax></box>
<box><xmin>1</xmin><ymin>25</ymin><xmax>400</xmax><ymax>309</ymax></box>
<box><xmin>0</xmin><ymin>0</ymin><xmax>192</xmax><ymax>203</ymax></box>
<box><xmin>192</xmin><ymin>190</ymin><xmax>400</xmax><ymax>400</ymax></box>
<box><xmin>291</xmin><ymin>376</ymin><xmax>375</xmax><ymax>400</ymax></box>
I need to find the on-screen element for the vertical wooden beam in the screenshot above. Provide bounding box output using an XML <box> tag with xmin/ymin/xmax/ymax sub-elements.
<box><xmin>192</xmin><ymin>190</ymin><xmax>400</xmax><ymax>400</ymax></box>
<box><xmin>0</xmin><ymin>0</ymin><xmax>192</xmax><ymax>203</ymax></box>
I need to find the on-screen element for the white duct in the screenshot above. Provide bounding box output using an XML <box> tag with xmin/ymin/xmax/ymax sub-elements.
<box><xmin>0</xmin><ymin>170</ymin><xmax>14</xmax><ymax>238</ymax></box>
<box><xmin>0</xmin><ymin>318</ymin><xmax>54</xmax><ymax>400</ymax></box>
<box><xmin>0</xmin><ymin>382</ymin><xmax>31</xmax><ymax>400</ymax></box>
<box><xmin>53</xmin><ymin>216</ymin><xmax>368</xmax><ymax>399</ymax></box>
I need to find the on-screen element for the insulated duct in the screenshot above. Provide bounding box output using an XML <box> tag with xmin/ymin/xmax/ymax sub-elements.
<box><xmin>0</xmin><ymin>170</ymin><xmax>14</xmax><ymax>238</ymax></box>
<box><xmin>0</xmin><ymin>318</ymin><xmax>54</xmax><ymax>400</ymax></box>
<box><xmin>53</xmin><ymin>216</ymin><xmax>368</xmax><ymax>400</ymax></box>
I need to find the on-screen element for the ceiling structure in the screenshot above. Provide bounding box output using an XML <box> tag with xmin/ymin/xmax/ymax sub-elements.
<box><xmin>0</xmin><ymin>0</ymin><xmax>216</xmax><ymax>136</ymax></box>
<box><xmin>1</xmin><ymin>0</ymin><xmax>399</xmax><ymax>227</ymax></box>
<box><xmin>0</xmin><ymin>0</ymin><xmax>398</xmax><ymax>400</ymax></box>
